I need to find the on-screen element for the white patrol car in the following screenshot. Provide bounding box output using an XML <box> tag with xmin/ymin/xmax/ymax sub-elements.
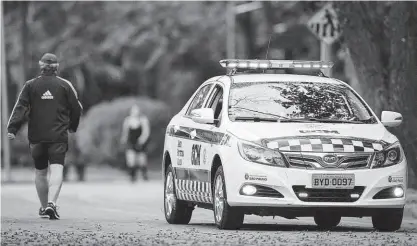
<box><xmin>162</xmin><ymin>59</ymin><xmax>407</xmax><ymax>231</ymax></box>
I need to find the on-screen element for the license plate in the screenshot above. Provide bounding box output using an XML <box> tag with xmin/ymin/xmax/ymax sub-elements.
<box><xmin>312</xmin><ymin>174</ymin><xmax>355</xmax><ymax>189</ymax></box>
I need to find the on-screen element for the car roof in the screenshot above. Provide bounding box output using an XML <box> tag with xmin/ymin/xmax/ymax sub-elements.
<box><xmin>224</xmin><ymin>73</ymin><xmax>344</xmax><ymax>85</ymax></box>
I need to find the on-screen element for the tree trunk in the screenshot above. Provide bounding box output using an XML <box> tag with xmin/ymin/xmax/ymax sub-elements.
<box><xmin>388</xmin><ymin>3</ymin><xmax>417</xmax><ymax>188</ymax></box>
<box><xmin>20</xmin><ymin>1</ymin><xmax>29</xmax><ymax>94</ymax></box>
<box><xmin>237</xmin><ymin>12</ymin><xmax>256</xmax><ymax>58</ymax></box>
<box><xmin>336</xmin><ymin>2</ymin><xmax>417</xmax><ymax>187</ymax></box>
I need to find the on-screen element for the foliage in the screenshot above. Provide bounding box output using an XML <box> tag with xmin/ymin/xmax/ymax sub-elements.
<box><xmin>76</xmin><ymin>96</ymin><xmax>171</xmax><ymax>167</ymax></box>
<box><xmin>4</xmin><ymin>1</ymin><xmax>227</xmax><ymax>110</ymax></box>
<box><xmin>336</xmin><ymin>2</ymin><xmax>417</xmax><ymax>186</ymax></box>
<box><xmin>279</xmin><ymin>84</ymin><xmax>351</xmax><ymax>119</ymax></box>
<box><xmin>3</xmin><ymin>2</ymin><xmax>335</xmax><ymax>112</ymax></box>
<box><xmin>4</xmin><ymin>1</ymin><xmax>416</xmax><ymax>186</ymax></box>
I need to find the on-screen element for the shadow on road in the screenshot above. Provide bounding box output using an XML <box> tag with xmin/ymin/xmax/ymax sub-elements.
<box><xmin>241</xmin><ymin>223</ymin><xmax>371</xmax><ymax>232</ymax></box>
<box><xmin>190</xmin><ymin>222</ymin><xmax>417</xmax><ymax>233</ymax></box>
<box><xmin>190</xmin><ymin>223</ymin><xmax>371</xmax><ymax>232</ymax></box>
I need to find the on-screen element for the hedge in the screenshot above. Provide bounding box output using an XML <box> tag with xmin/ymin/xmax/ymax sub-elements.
<box><xmin>75</xmin><ymin>96</ymin><xmax>172</xmax><ymax>167</ymax></box>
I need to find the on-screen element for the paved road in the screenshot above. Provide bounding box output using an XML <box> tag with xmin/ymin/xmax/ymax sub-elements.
<box><xmin>2</xmin><ymin>180</ymin><xmax>417</xmax><ymax>246</ymax></box>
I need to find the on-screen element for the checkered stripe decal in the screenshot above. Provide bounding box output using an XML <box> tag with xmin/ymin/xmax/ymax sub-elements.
<box><xmin>266</xmin><ymin>138</ymin><xmax>384</xmax><ymax>153</ymax></box>
<box><xmin>175</xmin><ymin>179</ymin><xmax>212</xmax><ymax>203</ymax></box>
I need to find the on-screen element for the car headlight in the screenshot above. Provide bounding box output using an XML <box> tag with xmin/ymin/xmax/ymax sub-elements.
<box><xmin>238</xmin><ymin>141</ymin><xmax>286</xmax><ymax>167</ymax></box>
<box><xmin>371</xmin><ymin>142</ymin><xmax>404</xmax><ymax>168</ymax></box>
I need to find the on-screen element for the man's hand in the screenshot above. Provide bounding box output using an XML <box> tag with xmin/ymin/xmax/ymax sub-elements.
<box><xmin>7</xmin><ymin>133</ymin><xmax>16</xmax><ymax>140</ymax></box>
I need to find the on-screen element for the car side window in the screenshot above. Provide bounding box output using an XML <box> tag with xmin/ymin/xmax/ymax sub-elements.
<box><xmin>186</xmin><ymin>84</ymin><xmax>213</xmax><ymax>116</ymax></box>
<box><xmin>207</xmin><ymin>85</ymin><xmax>224</xmax><ymax>120</ymax></box>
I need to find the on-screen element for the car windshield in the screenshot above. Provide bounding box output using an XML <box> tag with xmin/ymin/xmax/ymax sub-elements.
<box><xmin>228</xmin><ymin>82</ymin><xmax>375</xmax><ymax>123</ymax></box>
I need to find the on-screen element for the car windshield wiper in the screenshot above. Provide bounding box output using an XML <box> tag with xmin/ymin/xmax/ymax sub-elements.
<box><xmin>278</xmin><ymin>118</ymin><xmax>316</xmax><ymax>123</ymax></box>
<box><xmin>299</xmin><ymin>118</ymin><xmax>366</xmax><ymax>124</ymax></box>
<box><xmin>229</xmin><ymin>106</ymin><xmax>290</xmax><ymax>119</ymax></box>
<box><xmin>234</xmin><ymin>116</ymin><xmax>278</xmax><ymax>122</ymax></box>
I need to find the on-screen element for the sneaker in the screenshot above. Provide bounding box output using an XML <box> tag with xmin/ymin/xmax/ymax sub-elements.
<box><xmin>45</xmin><ymin>202</ymin><xmax>60</xmax><ymax>220</ymax></box>
<box><xmin>39</xmin><ymin>207</ymin><xmax>48</xmax><ymax>218</ymax></box>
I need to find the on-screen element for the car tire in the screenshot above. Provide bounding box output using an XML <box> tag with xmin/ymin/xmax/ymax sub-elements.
<box><xmin>314</xmin><ymin>213</ymin><xmax>341</xmax><ymax>230</ymax></box>
<box><xmin>372</xmin><ymin>208</ymin><xmax>403</xmax><ymax>232</ymax></box>
<box><xmin>213</xmin><ymin>166</ymin><xmax>244</xmax><ymax>230</ymax></box>
<box><xmin>164</xmin><ymin>164</ymin><xmax>193</xmax><ymax>224</ymax></box>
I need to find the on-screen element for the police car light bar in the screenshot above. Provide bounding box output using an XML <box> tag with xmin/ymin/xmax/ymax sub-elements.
<box><xmin>219</xmin><ymin>59</ymin><xmax>334</xmax><ymax>70</ymax></box>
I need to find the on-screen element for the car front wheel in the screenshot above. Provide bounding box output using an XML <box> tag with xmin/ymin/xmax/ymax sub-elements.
<box><xmin>314</xmin><ymin>212</ymin><xmax>341</xmax><ymax>230</ymax></box>
<box><xmin>164</xmin><ymin>164</ymin><xmax>193</xmax><ymax>224</ymax></box>
<box><xmin>372</xmin><ymin>208</ymin><xmax>403</xmax><ymax>232</ymax></box>
<box><xmin>213</xmin><ymin>166</ymin><xmax>244</xmax><ymax>230</ymax></box>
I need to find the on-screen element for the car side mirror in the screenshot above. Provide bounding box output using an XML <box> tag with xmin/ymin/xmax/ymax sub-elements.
<box><xmin>381</xmin><ymin>111</ymin><xmax>402</xmax><ymax>127</ymax></box>
<box><xmin>190</xmin><ymin>108</ymin><xmax>215</xmax><ymax>124</ymax></box>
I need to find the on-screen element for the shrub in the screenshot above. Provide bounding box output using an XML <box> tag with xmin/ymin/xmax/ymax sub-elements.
<box><xmin>75</xmin><ymin>96</ymin><xmax>172</xmax><ymax>167</ymax></box>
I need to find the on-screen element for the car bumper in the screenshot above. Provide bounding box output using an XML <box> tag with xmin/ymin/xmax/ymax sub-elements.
<box><xmin>223</xmin><ymin>155</ymin><xmax>407</xmax><ymax>210</ymax></box>
<box><xmin>236</xmin><ymin>206</ymin><xmax>404</xmax><ymax>218</ymax></box>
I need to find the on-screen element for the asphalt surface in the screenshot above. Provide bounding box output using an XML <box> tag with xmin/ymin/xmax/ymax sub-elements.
<box><xmin>2</xmin><ymin>179</ymin><xmax>417</xmax><ymax>246</ymax></box>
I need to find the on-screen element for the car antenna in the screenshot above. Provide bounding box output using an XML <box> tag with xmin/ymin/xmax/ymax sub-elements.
<box><xmin>263</xmin><ymin>33</ymin><xmax>272</xmax><ymax>73</ymax></box>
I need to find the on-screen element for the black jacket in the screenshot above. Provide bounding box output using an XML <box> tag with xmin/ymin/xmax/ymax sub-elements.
<box><xmin>7</xmin><ymin>74</ymin><xmax>83</xmax><ymax>143</ymax></box>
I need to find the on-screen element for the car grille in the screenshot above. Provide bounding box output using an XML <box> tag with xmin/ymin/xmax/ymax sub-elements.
<box><xmin>293</xmin><ymin>186</ymin><xmax>365</xmax><ymax>202</ymax></box>
<box><xmin>342</xmin><ymin>156</ymin><xmax>370</xmax><ymax>169</ymax></box>
<box><xmin>283</xmin><ymin>152</ymin><xmax>372</xmax><ymax>169</ymax></box>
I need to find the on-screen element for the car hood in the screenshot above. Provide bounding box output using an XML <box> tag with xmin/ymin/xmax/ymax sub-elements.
<box><xmin>228</xmin><ymin>122</ymin><xmax>396</xmax><ymax>148</ymax></box>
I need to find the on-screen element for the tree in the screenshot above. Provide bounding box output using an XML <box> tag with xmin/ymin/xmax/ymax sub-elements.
<box><xmin>4</xmin><ymin>1</ymin><xmax>227</xmax><ymax>111</ymax></box>
<box><xmin>336</xmin><ymin>2</ymin><xmax>417</xmax><ymax>186</ymax></box>
<box><xmin>19</xmin><ymin>1</ymin><xmax>29</xmax><ymax>95</ymax></box>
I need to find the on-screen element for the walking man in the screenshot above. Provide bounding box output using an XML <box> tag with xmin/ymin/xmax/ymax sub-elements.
<box><xmin>120</xmin><ymin>105</ymin><xmax>151</xmax><ymax>182</ymax></box>
<box><xmin>7</xmin><ymin>53</ymin><xmax>82</xmax><ymax>219</ymax></box>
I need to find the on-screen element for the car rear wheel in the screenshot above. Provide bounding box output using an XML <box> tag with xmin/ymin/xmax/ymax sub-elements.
<box><xmin>314</xmin><ymin>212</ymin><xmax>341</xmax><ymax>230</ymax></box>
<box><xmin>372</xmin><ymin>208</ymin><xmax>403</xmax><ymax>232</ymax></box>
<box><xmin>213</xmin><ymin>166</ymin><xmax>244</xmax><ymax>230</ymax></box>
<box><xmin>164</xmin><ymin>164</ymin><xmax>193</xmax><ymax>224</ymax></box>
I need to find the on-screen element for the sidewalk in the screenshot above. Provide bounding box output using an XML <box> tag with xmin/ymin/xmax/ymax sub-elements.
<box><xmin>1</xmin><ymin>165</ymin><xmax>162</xmax><ymax>184</ymax></box>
